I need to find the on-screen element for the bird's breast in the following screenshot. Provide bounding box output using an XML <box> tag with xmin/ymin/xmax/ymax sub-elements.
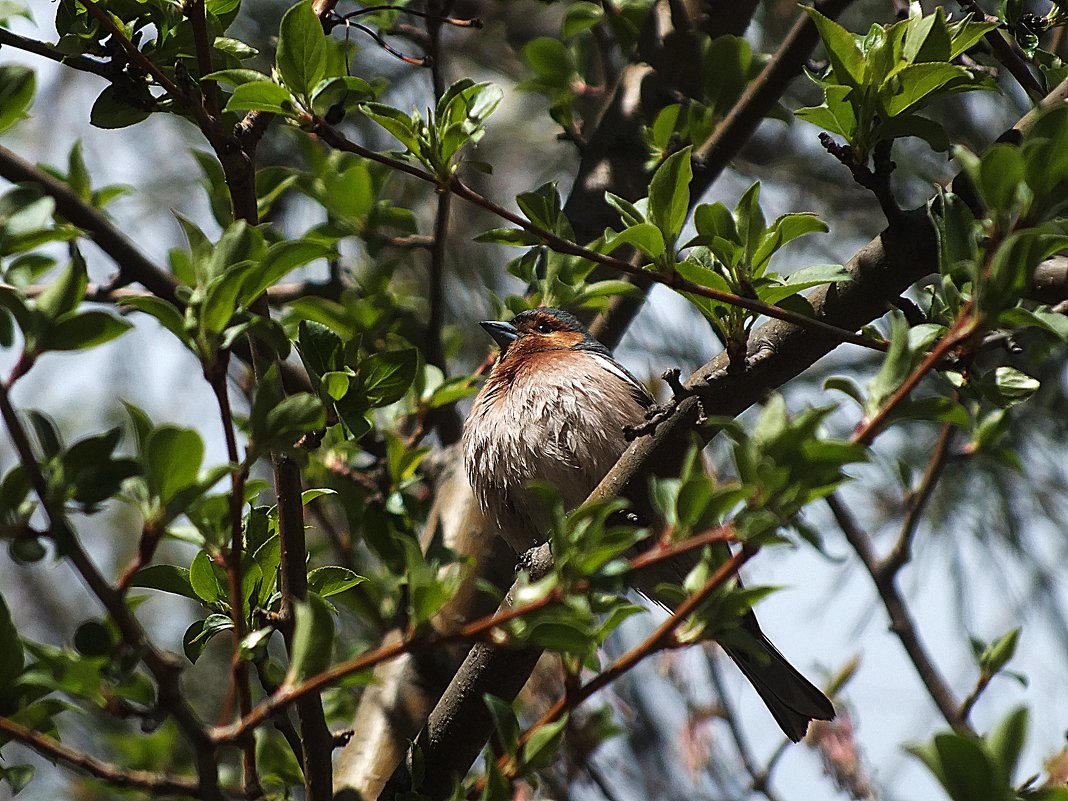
<box><xmin>462</xmin><ymin>355</ymin><xmax>648</xmax><ymax>553</ymax></box>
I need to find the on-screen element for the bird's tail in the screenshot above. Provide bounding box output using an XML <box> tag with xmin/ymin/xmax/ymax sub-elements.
<box><xmin>720</xmin><ymin>616</ymin><xmax>836</xmax><ymax>742</ymax></box>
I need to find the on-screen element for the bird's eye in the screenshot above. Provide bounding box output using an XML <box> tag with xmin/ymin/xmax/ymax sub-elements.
<box><xmin>535</xmin><ymin>321</ymin><xmax>553</xmax><ymax>334</ymax></box>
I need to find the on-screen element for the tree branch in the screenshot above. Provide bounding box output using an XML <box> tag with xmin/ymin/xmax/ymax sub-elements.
<box><xmin>0</xmin><ymin>715</ymin><xmax>221</xmax><ymax>798</ymax></box>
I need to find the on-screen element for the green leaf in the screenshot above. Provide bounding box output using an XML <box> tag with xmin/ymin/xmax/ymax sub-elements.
<box><xmin>89</xmin><ymin>85</ymin><xmax>151</xmax><ymax>129</ymax></box>
<box><xmin>145</xmin><ymin>426</ymin><xmax>205</xmax><ymax>504</ymax></box>
<box><xmin>183</xmin><ymin>615</ymin><xmax>233</xmax><ymax>663</ymax></box>
<box><xmin>903</xmin><ymin>6</ymin><xmax>951</xmax><ymax>64</ymax></box>
<box><xmin>988</xmin><ymin>706</ymin><xmax>1027</xmax><ymax>785</ymax></box>
<box><xmin>562</xmin><ymin>1</ymin><xmax>603</xmax><ymax>37</ymax></box>
<box><xmin>286</xmin><ymin>593</ymin><xmax>335</xmax><ymax>683</ymax></box>
<box><xmin>224</xmin><ymin>81</ymin><xmax>295</xmax><ymax>114</ymax></box>
<box><xmin>0</xmin><ymin>763</ymin><xmax>34</xmax><ymax>795</ymax></box>
<box><xmin>805</xmin><ymin>8</ymin><xmax>866</xmax><ymax>88</ymax></box>
<box><xmin>239</xmin><ymin>240</ymin><xmax>335</xmax><ymax>306</ymax></box>
<box><xmin>648</xmin><ymin>146</ymin><xmax>692</xmax><ymax>242</ymax></box>
<box><xmin>474</xmin><ymin>227</ymin><xmax>544</xmax><ymax>247</ymax></box>
<box><xmin>310</xmin><ymin>75</ymin><xmax>375</xmax><ymax>117</ymax></box>
<box><xmin>253</xmin><ymin>390</ymin><xmax>325</xmax><ymax>449</ymax></box>
<box><xmin>483</xmin><ymin>695</ymin><xmax>520</xmax><ymax>754</ymax></box>
<box><xmin>189</xmin><ymin>550</ymin><xmax>226</xmax><ymax>604</ymax></box>
<box><xmin>35</xmin><ymin>255</ymin><xmax>87</xmax><ymax>320</ymax></box>
<box><xmin>979</xmin><ymin>627</ymin><xmax>1020</xmax><ymax>674</ymax></box>
<box><xmin>0</xmin><ymin>65</ymin><xmax>35</xmax><ymax>134</ymax></box>
<box><xmin>735</xmin><ymin>182</ymin><xmax>766</xmax><ymax>264</ymax></box>
<box><xmin>276</xmin><ymin>0</ymin><xmax>327</xmax><ymax>99</ymax></box>
<box><xmin>118</xmin><ymin>296</ymin><xmax>190</xmax><ymax>345</ymax></box>
<box><xmin>934</xmin><ymin>732</ymin><xmax>1009</xmax><ymax>801</ymax></box>
<box><xmin>307</xmin><ymin>566</ymin><xmax>366</xmax><ymax>597</ymax></box>
<box><xmin>752</xmin><ymin>213</ymin><xmax>828</xmax><ymax>271</ymax></box>
<box><xmin>603</xmin><ymin>222</ymin><xmax>665</xmax><ymax>259</ymax></box>
<box><xmin>881</xmin><ymin>63</ymin><xmax>987</xmax><ymax>117</ymax></box>
<box><xmin>201</xmin><ymin>68</ymin><xmax>272</xmax><ymax>86</ymax></box>
<box><xmin>523</xmin><ymin>37</ymin><xmax>572</xmax><ymax>83</ymax></box>
<box><xmin>40</xmin><ymin>311</ymin><xmax>132</xmax><ymax>351</ymax></box>
<box><xmin>521</xmin><ymin>715</ymin><xmax>569</xmax><ymax>771</ymax></box>
<box><xmin>297</xmin><ymin>319</ymin><xmax>344</xmax><ymax>382</ymax></box>
<box><xmin>795</xmin><ymin>85</ymin><xmax>858</xmax><ymax>140</ymax></box>
<box><xmin>128</xmin><ymin>565</ymin><xmax>199</xmax><ymax>600</ymax></box>
<box><xmin>361</xmin><ymin>103</ymin><xmax>420</xmax><ymax>153</ymax></box>
<box><xmin>363</xmin><ymin>349</ymin><xmax>418</xmax><ymax>407</ymax></box>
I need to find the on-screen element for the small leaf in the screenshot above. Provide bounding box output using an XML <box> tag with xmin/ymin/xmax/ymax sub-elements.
<box><xmin>805</xmin><ymin>8</ymin><xmax>866</xmax><ymax>88</ymax></box>
<box><xmin>603</xmin><ymin>223</ymin><xmax>665</xmax><ymax>259</ymax></box>
<box><xmin>128</xmin><ymin>565</ymin><xmax>198</xmax><ymax>600</ymax></box>
<box><xmin>35</xmin><ymin>255</ymin><xmax>87</xmax><ymax>320</ymax></box>
<box><xmin>225</xmin><ymin>81</ymin><xmax>295</xmax><ymax>114</ymax></box>
<box><xmin>0</xmin><ymin>65</ymin><xmax>35</xmax><ymax>134</ymax></box>
<box><xmin>118</xmin><ymin>296</ymin><xmax>190</xmax><ymax>345</ymax></box>
<box><xmin>276</xmin><ymin>0</ymin><xmax>327</xmax><ymax>99</ymax></box>
<box><xmin>648</xmin><ymin>146</ymin><xmax>692</xmax><ymax>242</ymax></box>
<box><xmin>189</xmin><ymin>550</ymin><xmax>226</xmax><ymax>604</ymax></box>
<box><xmin>201</xmin><ymin>68</ymin><xmax>272</xmax><ymax>86</ymax></box>
<box><xmin>145</xmin><ymin>426</ymin><xmax>205</xmax><ymax>504</ymax></box>
<box><xmin>979</xmin><ymin>627</ymin><xmax>1020</xmax><ymax>674</ymax></box>
<box><xmin>89</xmin><ymin>85</ymin><xmax>151</xmax><ymax>129</ymax></box>
<box><xmin>40</xmin><ymin>311</ymin><xmax>132</xmax><ymax>352</ymax></box>
<box><xmin>363</xmin><ymin>349</ymin><xmax>418</xmax><ymax>407</ymax></box>
<box><xmin>285</xmin><ymin>594</ymin><xmax>335</xmax><ymax>683</ymax></box>
<box><xmin>988</xmin><ymin>706</ymin><xmax>1028</xmax><ymax>785</ymax></box>
<box><xmin>307</xmin><ymin>566</ymin><xmax>366</xmax><ymax>597</ymax></box>
<box><xmin>0</xmin><ymin>591</ymin><xmax>24</xmax><ymax>710</ymax></box>
<box><xmin>521</xmin><ymin>715</ymin><xmax>569</xmax><ymax>771</ymax></box>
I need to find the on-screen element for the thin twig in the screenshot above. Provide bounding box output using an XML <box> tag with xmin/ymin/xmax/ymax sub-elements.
<box><xmin>0</xmin><ymin>716</ymin><xmax>221</xmax><ymax>798</ymax></box>
<box><xmin>707</xmin><ymin>655</ymin><xmax>785</xmax><ymax>801</ymax></box>
<box><xmin>881</xmin><ymin>419</ymin><xmax>955</xmax><ymax>578</ymax></box>
<box><xmin>206</xmin><ymin>356</ymin><xmax>263</xmax><ymax>799</ymax></box>
<box><xmin>307</xmin><ymin>120</ymin><xmax>887</xmax><ymax>354</ymax></box>
<box><xmin>851</xmin><ymin>308</ymin><xmax>977</xmax><ymax>446</ymax></box>
<box><xmin>826</xmin><ymin>494</ymin><xmax>970</xmax><ymax>733</ymax></box>
<box><xmin>0</xmin><ymin>28</ymin><xmax>114</xmax><ymax>79</ymax></box>
<box><xmin>479</xmin><ymin>545</ymin><xmax>756</xmax><ymax>792</ymax></box>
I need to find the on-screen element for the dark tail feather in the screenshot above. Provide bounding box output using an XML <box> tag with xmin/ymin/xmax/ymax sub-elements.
<box><xmin>721</xmin><ymin>618</ymin><xmax>835</xmax><ymax>742</ymax></box>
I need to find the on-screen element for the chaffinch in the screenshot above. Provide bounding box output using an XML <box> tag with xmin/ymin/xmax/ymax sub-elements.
<box><xmin>462</xmin><ymin>307</ymin><xmax>834</xmax><ymax>741</ymax></box>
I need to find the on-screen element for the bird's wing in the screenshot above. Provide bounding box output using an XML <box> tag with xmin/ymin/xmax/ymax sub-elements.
<box><xmin>587</xmin><ymin>351</ymin><xmax>655</xmax><ymax>409</ymax></box>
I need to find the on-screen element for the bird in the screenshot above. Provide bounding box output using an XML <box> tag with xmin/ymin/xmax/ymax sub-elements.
<box><xmin>462</xmin><ymin>306</ymin><xmax>835</xmax><ymax>741</ymax></box>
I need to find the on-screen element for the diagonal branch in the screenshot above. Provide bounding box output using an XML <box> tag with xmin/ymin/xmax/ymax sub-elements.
<box><xmin>0</xmin><ymin>715</ymin><xmax>224</xmax><ymax>799</ymax></box>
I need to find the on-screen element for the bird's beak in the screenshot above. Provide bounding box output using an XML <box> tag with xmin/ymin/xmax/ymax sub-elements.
<box><xmin>479</xmin><ymin>320</ymin><xmax>519</xmax><ymax>352</ymax></box>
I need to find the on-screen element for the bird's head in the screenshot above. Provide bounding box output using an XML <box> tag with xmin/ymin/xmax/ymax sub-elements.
<box><xmin>479</xmin><ymin>308</ymin><xmax>603</xmax><ymax>362</ymax></box>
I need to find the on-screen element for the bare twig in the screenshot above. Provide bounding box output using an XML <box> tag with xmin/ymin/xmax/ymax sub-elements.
<box><xmin>0</xmin><ymin>716</ymin><xmax>219</xmax><ymax>798</ymax></box>
<box><xmin>826</xmin><ymin>494</ymin><xmax>970</xmax><ymax>733</ymax></box>
<box><xmin>881</xmin><ymin>419</ymin><xmax>956</xmax><ymax>577</ymax></box>
<box><xmin>205</xmin><ymin>356</ymin><xmax>263</xmax><ymax>799</ymax></box>
<box><xmin>0</xmin><ymin>28</ymin><xmax>114</xmax><ymax>80</ymax></box>
<box><xmin>707</xmin><ymin>655</ymin><xmax>784</xmax><ymax>801</ymax></box>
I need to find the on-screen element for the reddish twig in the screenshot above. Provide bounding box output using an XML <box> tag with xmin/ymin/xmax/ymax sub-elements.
<box><xmin>851</xmin><ymin>307</ymin><xmax>978</xmax><ymax>446</ymax></box>
<box><xmin>480</xmin><ymin>544</ymin><xmax>756</xmax><ymax>792</ymax></box>
<box><xmin>307</xmin><ymin>118</ymin><xmax>885</xmax><ymax>352</ymax></box>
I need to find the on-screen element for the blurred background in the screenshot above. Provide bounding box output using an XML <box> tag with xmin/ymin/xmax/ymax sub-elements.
<box><xmin>1</xmin><ymin>1</ymin><xmax>1067</xmax><ymax>799</ymax></box>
